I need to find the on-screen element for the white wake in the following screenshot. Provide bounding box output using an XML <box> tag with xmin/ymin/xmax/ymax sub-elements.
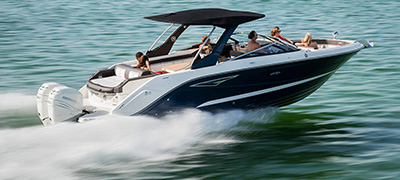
<box><xmin>0</xmin><ymin>92</ymin><xmax>278</xmax><ymax>179</ymax></box>
<box><xmin>0</xmin><ymin>107</ymin><xmax>277</xmax><ymax>179</ymax></box>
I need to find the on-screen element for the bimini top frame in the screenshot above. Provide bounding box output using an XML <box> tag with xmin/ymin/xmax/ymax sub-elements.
<box><xmin>144</xmin><ymin>8</ymin><xmax>265</xmax><ymax>68</ymax></box>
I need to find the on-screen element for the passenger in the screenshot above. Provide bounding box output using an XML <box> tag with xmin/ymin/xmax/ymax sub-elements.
<box><xmin>191</xmin><ymin>35</ymin><xmax>213</xmax><ymax>51</ymax></box>
<box><xmin>270</xmin><ymin>26</ymin><xmax>294</xmax><ymax>44</ymax></box>
<box><xmin>135</xmin><ymin>52</ymin><xmax>151</xmax><ymax>71</ymax></box>
<box><xmin>270</xmin><ymin>26</ymin><xmax>324</xmax><ymax>49</ymax></box>
<box><xmin>217</xmin><ymin>46</ymin><xmax>231</xmax><ymax>64</ymax></box>
<box><xmin>295</xmin><ymin>32</ymin><xmax>325</xmax><ymax>49</ymax></box>
<box><xmin>200</xmin><ymin>35</ymin><xmax>212</xmax><ymax>53</ymax></box>
<box><xmin>246</xmin><ymin>30</ymin><xmax>260</xmax><ymax>52</ymax></box>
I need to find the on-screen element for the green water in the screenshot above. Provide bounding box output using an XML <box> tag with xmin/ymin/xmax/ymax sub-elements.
<box><xmin>1</xmin><ymin>0</ymin><xmax>399</xmax><ymax>179</ymax></box>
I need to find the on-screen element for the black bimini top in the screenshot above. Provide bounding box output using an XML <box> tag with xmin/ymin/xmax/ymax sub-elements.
<box><xmin>144</xmin><ymin>8</ymin><xmax>265</xmax><ymax>28</ymax></box>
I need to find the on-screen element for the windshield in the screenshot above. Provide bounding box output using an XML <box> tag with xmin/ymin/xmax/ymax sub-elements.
<box><xmin>227</xmin><ymin>32</ymin><xmax>299</xmax><ymax>60</ymax></box>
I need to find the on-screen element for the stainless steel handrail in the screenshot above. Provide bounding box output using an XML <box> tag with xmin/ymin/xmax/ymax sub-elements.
<box><xmin>191</xmin><ymin>26</ymin><xmax>216</xmax><ymax>65</ymax></box>
<box><xmin>147</xmin><ymin>23</ymin><xmax>176</xmax><ymax>53</ymax></box>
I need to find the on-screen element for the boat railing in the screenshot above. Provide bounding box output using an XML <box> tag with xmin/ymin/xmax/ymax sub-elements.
<box><xmin>147</xmin><ymin>23</ymin><xmax>176</xmax><ymax>54</ymax></box>
<box><xmin>190</xmin><ymin>26</ymin><xmax>216</xmax><ymax>67</ymax></box>
<box><xmin>258</xmin><ymin>34</ymin><xmax>298</xmax><ymax>49</ymax></box>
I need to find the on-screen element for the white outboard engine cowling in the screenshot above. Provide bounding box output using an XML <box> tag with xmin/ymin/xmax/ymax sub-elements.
<box><xmin>37</xmin><ymin>82</ymin><xmax>65</xmax><ymax>126</ymax></box>
<box><xmin>46</xmin><ymin>85</ymin><xmax>83</xmax><ymax>125</ymax></box>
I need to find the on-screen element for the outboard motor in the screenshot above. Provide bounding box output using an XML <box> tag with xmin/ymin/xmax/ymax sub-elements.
<box><xmin>37</xmin><ymin>83</ymin><xmax>83</xmax><ymax>126</ymax></box>
<box><xmin>37</xmin><ymin>82</ymin><xmax>64</xmax><ymax>126</ymax></box>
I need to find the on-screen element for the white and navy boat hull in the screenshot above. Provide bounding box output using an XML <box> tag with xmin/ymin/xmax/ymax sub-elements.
<box><xmin>126</xmin><ymin>46</ymin><xmax>361</xmax><ymax>116</ymax></box>
<box><xmin>35</xmin><ymin>8</ymin><xmax>371</xmax><ymax>125</ymax></box>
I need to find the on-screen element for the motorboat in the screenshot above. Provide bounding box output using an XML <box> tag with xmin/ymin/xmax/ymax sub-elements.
<box><xmin>36</xmin><ymin>8</ymin><xmax>373</xmax><ymax>126</ymax></box>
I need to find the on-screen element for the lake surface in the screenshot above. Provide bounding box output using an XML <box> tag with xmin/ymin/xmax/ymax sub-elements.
<box><xmin>1</xmin><ymin>0</ymin><xmax>399</xmax><ymax>179</ymax></box>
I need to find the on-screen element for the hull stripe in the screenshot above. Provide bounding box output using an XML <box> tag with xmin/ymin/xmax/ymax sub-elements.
<box><xmin>196</xmin><ymin>71</ymin><xmax>335</xmax><ymax>108</ymax></box>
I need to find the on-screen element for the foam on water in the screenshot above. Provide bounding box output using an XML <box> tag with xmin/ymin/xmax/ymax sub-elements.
<box><xmin>0</xmin><ymin>93</ymin><xmax>39</xmax><ymax>128</ymax></box>
<box><xmin>0</xmin><ymin>93</ymin><xmax>36</xmax><ymax>112</ymax></box>
<box><xmin>0</xmin><ymin>106</ymin><xmax>276</xmax><ymax>179</ymax></box>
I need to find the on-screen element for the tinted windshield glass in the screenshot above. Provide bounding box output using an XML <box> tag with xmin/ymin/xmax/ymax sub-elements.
<box><xmin>228</xmin><ymin>32</ymin><xmax>299</xmax><ymax>59</ymax></box>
